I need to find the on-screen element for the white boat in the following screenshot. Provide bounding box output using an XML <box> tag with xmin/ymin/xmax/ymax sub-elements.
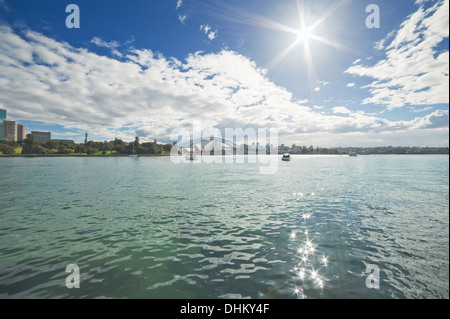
<box><xmin>282</xmin><ymin>153</ymin><xmax>291</xmax><ymax>161</ymax></box>
<box><xmin>349</xmin><ymin>153</ymin><xmax>359</xmax><ymax>157</ymax></box>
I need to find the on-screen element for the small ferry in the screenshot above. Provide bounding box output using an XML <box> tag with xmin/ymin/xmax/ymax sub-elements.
<box><xmin>282</xmin><ymin>153</ymin><xmax>291</xmax><ymax>161</ymax></box>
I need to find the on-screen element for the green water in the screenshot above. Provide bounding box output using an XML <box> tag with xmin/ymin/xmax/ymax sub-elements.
<box><xmin>0</xmin><ymin>155</ymin><xmax>448</xmax><ymax>298</ymax></box>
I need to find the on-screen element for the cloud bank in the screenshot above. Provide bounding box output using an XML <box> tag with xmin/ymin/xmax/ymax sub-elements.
<box><xmin>0</xmin><ymin>24</ymin><xmax>447</xmax><ymax>146</ymax></box>
<box><xmin>346</xmin><ymin>0</ymin><xmax>449</xmax><ymax>110</ymax></box>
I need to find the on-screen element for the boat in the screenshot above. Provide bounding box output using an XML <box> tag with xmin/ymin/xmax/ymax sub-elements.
<box><xmin>282</xmin><ymin>153</ymin><xmax>291</xmax><ymax>161</ymax></box>
<box><xmin>349</xmin><ymin>153</ymin><xmax>359</xmax><ymax>157</ymax></box>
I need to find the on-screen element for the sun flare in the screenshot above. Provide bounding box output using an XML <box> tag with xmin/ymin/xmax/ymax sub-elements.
<box><xmin>296</xmin><ymin>27</ymin><xmax>312</xmax><ymax>43</ymax></box>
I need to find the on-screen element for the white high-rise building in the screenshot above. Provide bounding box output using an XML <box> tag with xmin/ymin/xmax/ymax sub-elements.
<box><xmin>2</xmin><ymin>120</ymin><xmax>17</xmax><ymax>141</ymax></box>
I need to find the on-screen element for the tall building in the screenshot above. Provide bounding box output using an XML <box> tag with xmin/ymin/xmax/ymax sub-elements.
<box><xmin>3</xmin><ymin>120</ymin><xmax>17</xmax><ymax>141</ymax></box>
<box><xmin>0</xmin><ymin>109</ymin><xmax>28</xmax><ymax>142</ymax></box>
<box><xmin>17</xmin><ymin>124</ymin><xmax>27</xmax><ymax>142</ymax></box>
<box><xmin>31</xmin><ymin>131</ymin><xmax>51</xmax><ymax>143</ymax></box>
<box><xmin>0</xmin><ymin>108</ymin><xmax>6</xmax><ymax>141</ymax></box>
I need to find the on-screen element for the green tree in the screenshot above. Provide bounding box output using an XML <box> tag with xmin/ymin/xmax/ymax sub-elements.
<box><xmin>113</xmin><ymin>138</ymin><xmax>126</xmax><ymax>153</ymax></box>
<box><xmin>141</xmin><ymin>142</ymin><xmax>161</xmax><ymax>154</ymax></box>
<box><xmin>86</xmin><ymin>147</ymin><xmax>98</xmax><ymax>155</ymax></box>
<box><xmin>162</xmin><ymin>143</ymin><xmax>172</xmax><ymax>153</ymax></box>
<box><xmin>22</xmin><ymin>134</ymin><xmax>35</xmax><ymax>154</ymax></box>
<box><xmin>74</xmin><ymin>144</ymin><xmax>87</xmax><ymax>154</ymax></box>
<box><xmin>32</xmin><ymin>145</ymin><xmax>48</xmax><ymax>154</ymax></box>
<box><xmin>103</xmin><ymin>141</ymin><xmax>112</xmax><ymax>152</ymax></box>
<box><xmin>134</xmin><ymin>136</ymin><xmax>140</xmax><ymax>154</ymax></box>
<box><xmin>45</xmin><ymin>140</ymin><xmax>59</xmax><ymax>150</ymax></box>
<box><xmin>0</xmin><ymin>142</ymin><xmax>13</xmax><ymax>154</ymax></box>
<box><xmin>57</xmin><ymin>147</ymin><xmax>73</xmax><ymax>154</ymax></box>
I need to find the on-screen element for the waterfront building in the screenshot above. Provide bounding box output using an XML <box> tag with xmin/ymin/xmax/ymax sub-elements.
<box><xmin>0</xmin><ymin>108</ymin><xmax>6</xmax><ymax>141</ymax></box>
<box><xmin>31</xmin><ymin>131</ymin><xmax>51</xmax><ymax>143</ymax></box>
<box><xmin>17</xmin><ymin>124</ymin><xmax>27</xmax><ymax>142</ymax></box>
<box><xmin>2</xmin><ymin>120</ymin><xmax>17</xmax><ymax>141</ymax></box>
<box><xmin>0</xmin><ymin>109</ymin><xmax>28</xmax><ymax>142</ymax></box>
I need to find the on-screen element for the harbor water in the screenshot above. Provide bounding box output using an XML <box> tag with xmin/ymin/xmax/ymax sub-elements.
<box><xmin>0</xmin><ymin>155</ymin><xmax>448</xmax><ymax>298</ymax></box>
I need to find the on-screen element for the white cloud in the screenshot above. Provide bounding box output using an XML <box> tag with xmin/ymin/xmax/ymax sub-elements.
<box><xmin>176</xmin><ymin>1</ymin><xmax>186</xmax><ymax>24</ymax></box>
<box><xmin>374</xmin><ymin>30</ymin><xmax>395</xmax><ymax>50</ymax></box>
<box><xmin>317</xmin><ymin>80</ymin><xmax>330</xmax><ymax>86</ymax></box>
<box><xmin>91</xmin><ymin>37</ymin><xmax>122</xmax><ymax>57</ymax></box>
<box><xmin>347</xmin><ymin>83</ymin><xmax>355</xmax><ymax>87</ymax></box>
<box><xmin>200</xmin><ymin>24</ymin><xmax>210</xmax><ymax>34</ymax></box>
<box><xmin>314</xmin><ymin>87</ymin><xmax>320</xmax><ymax>92</ymax></box>
<box><xmin>346</xmin><ymin>0</ymin><xmax>449</xmax><ymax>110</ymax></box>
<box><xmin>178</xmin><ymin>14</ymin><xmax>187</xmax><ymax>24</ymax></box>
<box><xmin>200</xmin><ymin>24</ymin><xmax>217</xmax><ymax>41</ymax></box>
<box><xmin>0</xmin><ymin>25</ymin><xmax>447</xmax><ymax>145</ymax></box>
<box><xmin>410</xmin><ymin>106</ymin><xmax>433</xmax><ymax>113</ymax></box>
<box><xmin>207</xmin><ymin>31</ymin><xmax>217</xmax><ymax>40</ymax></box>
<box><xmin>332</xmin><ymin>107</ymin><xmax>352</xmax><ymax>114</ymax></box>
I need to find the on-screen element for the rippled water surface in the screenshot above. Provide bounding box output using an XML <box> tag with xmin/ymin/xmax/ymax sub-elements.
<box><xmin>0</xmin><ymin>155</ymin><xmax>448</xmax><ymax>298</ymax></box>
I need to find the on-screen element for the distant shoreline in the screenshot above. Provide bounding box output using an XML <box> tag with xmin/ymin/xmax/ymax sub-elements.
<box><xmin>0</xmin><ymin>154</ymin><xmax>170</xmax><ymax>158</ymax></box>
<box><xmin>1</xmin><ymin>153</ymin><xmax>448</xmax><ymax>158</ymax></box>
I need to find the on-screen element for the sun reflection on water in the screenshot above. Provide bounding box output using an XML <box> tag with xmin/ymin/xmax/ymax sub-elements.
<box><xmin>290</xmin><ymin>191</ymin><xmax>330</xmax><ymax>298</ymax></box>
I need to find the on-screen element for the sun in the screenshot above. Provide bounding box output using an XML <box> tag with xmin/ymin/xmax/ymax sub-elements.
<box><xmin>296</xmin><ymin>27</ymin><xmax>312</xmax><ymax>43</ymax></box>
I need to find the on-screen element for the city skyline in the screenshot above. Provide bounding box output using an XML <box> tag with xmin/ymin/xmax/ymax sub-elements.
<box><xmin>0</xmin><ymin>0</ymin><xmax>448</xmax><ymax>147</ymax></box>
<box><xmin>0</xmin><ymin>108</ymin><xmax>28</xmax><ymax>142</ymax></box>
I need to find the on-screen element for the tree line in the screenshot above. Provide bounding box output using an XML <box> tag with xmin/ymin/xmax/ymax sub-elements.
<box><xmin>281</xmin><ymin>144</ymin><xmax>449</xmax><ymax>155</ymax></box>
<box><xmin>1</xmin><ymin>136</ymin><xmax>448</xmax><ymax>155</ymax></box>
<box><xmin>0</xmin><ymin>135</ymin><xmax>172</xmax><ymax>155</ymax></box>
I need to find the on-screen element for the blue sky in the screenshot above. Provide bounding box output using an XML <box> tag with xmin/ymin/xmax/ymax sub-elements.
<box><xmin>0</xmin><ymin>0</ymin><xmax>448</xmax><ymax>146</ymax></box>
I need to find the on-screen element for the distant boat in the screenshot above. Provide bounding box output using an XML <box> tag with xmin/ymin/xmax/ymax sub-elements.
<box><xmin>282</xmin><ymin>153</ymin><xmax>291</xmax><ymax>161</ymax></box>
<box><xmin>349</xmin><ymin>153</ymin><xmax>359</xmax><ymax>157</ymax></box>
